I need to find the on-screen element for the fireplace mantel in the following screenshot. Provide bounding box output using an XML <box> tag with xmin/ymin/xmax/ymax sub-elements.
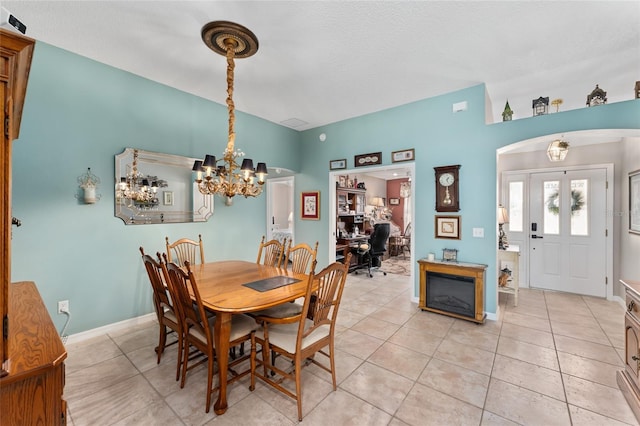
<box><xmin>418</xmin><ymin>259</ymin><xmax>487</xmax><ymax>323</ymax></box>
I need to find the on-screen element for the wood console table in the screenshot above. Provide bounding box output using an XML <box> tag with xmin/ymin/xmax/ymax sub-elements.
<box><xmin>618</xmin><ymin>279</ymin><xmax>640</xmax><ymax>423</ymax></box>
<box><xmin>0</xmin><ymin>282</ymin><xmax>67</xmax><ymax>425</ymax></box>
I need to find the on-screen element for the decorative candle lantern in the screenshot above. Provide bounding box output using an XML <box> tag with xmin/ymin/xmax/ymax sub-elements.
<box><xmin>532</xmin><ymin>96</ymin><xmax>549</xmax><ymax>116</ymax></box>
<box><xmin>502</xmin><ymin>100</ymin><xmax>513</xmax><ymax>121</ymax></box>
<box><xmin>586</xmin><ymin>84</ymin><xmax>607</xmax><ymax>107</ymax></box>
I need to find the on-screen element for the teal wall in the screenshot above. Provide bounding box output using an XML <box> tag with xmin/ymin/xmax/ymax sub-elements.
<box><xmin>11</xmin><ymin>41</ymin><xmax>640</xmax><ymax>334</ymax></box>
<box><xmin>11</xmin><ymin>43</ymin><xmax>300</xmax><ymax>333</ymax></box>
<box><xmin>298</xmin><ymin>87</ymin><xmax>640</xmax><ymax>316</ymax></box>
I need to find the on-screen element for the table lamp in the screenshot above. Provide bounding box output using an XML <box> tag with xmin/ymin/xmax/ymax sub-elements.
<box><xmin>498</xmin><ymin>205</ymin><xmax>509</xmax><ymax>250</ymax></box>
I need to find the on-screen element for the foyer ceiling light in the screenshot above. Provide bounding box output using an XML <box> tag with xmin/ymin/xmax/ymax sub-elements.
<box><xmin>193</xmin><ymin>21</ymin><xmax>267</xmax><ymax>206</ymax></box>
<box><xmin>547</xmin><ymin>138</ymin><xmax>569</xmax><ymax>162</ymax></box>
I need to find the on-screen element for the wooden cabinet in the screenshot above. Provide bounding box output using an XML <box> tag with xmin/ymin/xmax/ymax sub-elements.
<box><xmin>618</xmin><ymin>279</ymin><xmax>640</xmax><ymax>423</ymax></box>
<box><xmin>0</xmin><ymin>282</ymin><xmax>67</xmax><ymax>425</ymax></box>
<box><xmin>336</xmin><ymin>188</ymin><xmax>366</xmax><ymax>235</ymax></box>
<box><xmin>0</xmin><ymin>29</ymin><xmax>66</xmax><ymax>424</ymax></box>
<box><xmin>2</xmin><ymin>27</ymin><xmax>35</xmax><ymax>373</ymax></box>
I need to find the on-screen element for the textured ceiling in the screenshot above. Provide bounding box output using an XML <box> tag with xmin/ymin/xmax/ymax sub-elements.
<box><xmin>2</xmin><ymin>1</ymin><xmax>639</xmax><ymax>134</ymax></box>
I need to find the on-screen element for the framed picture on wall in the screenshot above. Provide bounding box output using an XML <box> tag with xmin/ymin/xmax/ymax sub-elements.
<box><xmin>163</xmin><ymin>191</ymin><xmax>174</xmax><ymax>206</ymax></box>
<box><xmin>391</xmin><ymin>148</ymin><xmax>415</xmax><ymax>163</ymax></box>
<box><xmin>389</xmin><ymin>198</ymin><xmax>400</xmax><ymax>205</ymax></box>
<box><xmin>354</xmin><ymin>152</ymin><xmax>382</xmax><ymax>167</ymax></box>
<box><xmin>630</xmin><ymin>169</ymin><xmax>640</xmax><ymax>234</ymax></box>
<box><xmin>435</xmin><ymin>215</ymin><xmax>460</xmax><ymax>239</ymax></box>
<box><xmin>330</xmin><ymin>159</ymin><xmax>347</xmax><ymax>170</ymax></box>
<box><xmin>301</xmin><ymin>191</ymin><xmax>320</xmax><ymax>220</ymax></box>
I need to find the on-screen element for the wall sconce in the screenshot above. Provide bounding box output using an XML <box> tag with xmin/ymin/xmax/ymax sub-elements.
<box><xmin>498</xmin><ymin>205</ymin><xmax>509</xmax><ymax>250</ymax></box>
<box><xmin>547</xmin><ymin>139</ymin><xmax>569</xmax><ymax>162</ymax></box>
<box><xmin>76</xmin><ymin>167</ymin><xmax>101</xmax><ymax>204</ymax></box>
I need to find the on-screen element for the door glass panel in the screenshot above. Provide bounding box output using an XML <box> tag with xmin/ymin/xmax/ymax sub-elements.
<box><xmin>508</xmin><ymin>181</ymin><xmax>524</xmax><ymax>232</ymax></box>
<box><xmin>570</xmin><ymin>179</ymin><xmax>588</xmax><ymax>236</ymax></box>
<box><xmin>544</xmin><ymin>180</ymin><xmax>560</xmax><ymax>235</ymax></box>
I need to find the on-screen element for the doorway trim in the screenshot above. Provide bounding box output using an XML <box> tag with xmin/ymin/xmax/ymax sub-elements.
<box><xmin>328</xmin><ymin>162</ymin><xmax>416</xmax><ymax>278</ymax></box>
<box><xmin>266</xmin><ymin>175</ymin><xmax>295</xmax><ymax>242</ymax></box>
<box><xmin>501</xmin><ymin>163</ymin><xmax>614</xmax><ymax>300</ymax></box>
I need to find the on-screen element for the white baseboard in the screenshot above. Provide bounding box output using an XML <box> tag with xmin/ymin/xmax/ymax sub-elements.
<box><xmin>65</xmin><ymin>313</ymin><xmax>156</xmax><ymax>345</ymax></box>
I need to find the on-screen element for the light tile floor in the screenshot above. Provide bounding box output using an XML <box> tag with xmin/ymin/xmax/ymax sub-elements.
<box><xmin>64</xmin><ymin>271</ymin><xmax>638</xmax><ymax>425</ymax></box>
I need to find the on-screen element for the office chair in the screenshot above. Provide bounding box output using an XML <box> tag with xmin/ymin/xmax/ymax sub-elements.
<box><xmin>354</xmin><ymin>223</ymin><xmax>390</xmax><ymax>277</ymax></box>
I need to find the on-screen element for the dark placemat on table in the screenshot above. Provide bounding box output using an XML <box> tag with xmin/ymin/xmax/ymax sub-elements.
<box><xmin>243</xmin><ymin>276</ymin><xmax>301</xmax><ymax>292</ymax></box>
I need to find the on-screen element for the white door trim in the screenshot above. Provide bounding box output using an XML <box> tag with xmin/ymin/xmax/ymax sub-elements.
<box><xmin>502</xmin><ymin>163</ymin><xmax>614</xmax><ymax>300</ymax></box>
<box><xmin>328</xmin><ymin>163</ymin><xmax>416</xmax><ymax>278</ymax></box>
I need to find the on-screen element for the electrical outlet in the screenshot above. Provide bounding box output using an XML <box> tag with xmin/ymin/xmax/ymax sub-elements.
<box><xmin>58</xmin><ymin>300</ymin><xmax>69</xmax><ymax>314</ymax></box>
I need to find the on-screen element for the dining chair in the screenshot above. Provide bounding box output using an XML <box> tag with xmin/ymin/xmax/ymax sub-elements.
<box><xmin>165</xmin><ymin>234</ymin><xmax>205</xmax><ymax>265</ymax></box>
<box><xmin>252</xmin><ymin>240</ymin><xmax>319</xmax><ymax>319</ymax></box>
<box><xmin>139</xmin><ymin>247</ymin><xmax>181</xmax><ymax>369</ymax></box>
<box><xmin>256</xmin><ymin>235</ymin><xmax>286</xmax><ymax>267</ymax></box>
<box><xmin>249</xmin><ymin>254</ymin><xmax>351</xmax><ymax>421</ymax></box>
<box><xmin>162</xmin><ymin>258</ymin><xmax>257</xmax><ymax>413</ymax></box>
<box><xmin>250</xmin><ymin>241</ymin><xmax>319</xmax><ymax>367</ymax></box>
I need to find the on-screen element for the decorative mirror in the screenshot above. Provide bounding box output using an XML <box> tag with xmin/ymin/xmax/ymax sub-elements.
<box><xmin>115</xmin><ymin>148</ymin><xmax>214</xmax><ymax>224</ymax></box>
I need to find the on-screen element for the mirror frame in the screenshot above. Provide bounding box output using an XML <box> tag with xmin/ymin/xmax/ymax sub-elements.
<box><xmin>115</xmin><ymin>148</ymin><xmax>214</xmax><ymax>225</ymax></box>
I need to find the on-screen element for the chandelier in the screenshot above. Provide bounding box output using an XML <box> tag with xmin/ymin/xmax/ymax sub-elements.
<box><xmin>193</xmin><ymin>21</ymin><xmax>267</xmax><ymax>206</ymax></box>
<box><xmin>116</xmin><ymin>149</ymin><xmax>160</xmax><ymax>206</ymax></box>
<box><xmin>547</xmin><ymin>138</ymin><xmax>569</xmax><ymax>162</ymax></box>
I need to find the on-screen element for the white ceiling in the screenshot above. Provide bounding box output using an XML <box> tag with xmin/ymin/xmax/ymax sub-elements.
<box><xmin>3</xmin><ymin>1</ymin><xmax>639</xmax><ymax>142</ymax></box>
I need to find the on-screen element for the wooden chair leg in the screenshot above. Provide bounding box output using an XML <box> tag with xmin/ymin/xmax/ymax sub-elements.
<box><xmin>175</xmin><ymin>334</ymin><xmax>183</xmax><ymax>381</ymax></box>
<box><xmin>295</xmin><ymin>356</ymin><xmax>303</xmax><ymax>421</ymax></box>
<box><xmin>249</xmin><ymin>334</ymin><xmax>256</xmax><ymax>391</ymax></box>
<box><xmin>156</xmin><ymin>325</ymin><xmax>166</xmax><ymax>364</ymax></box>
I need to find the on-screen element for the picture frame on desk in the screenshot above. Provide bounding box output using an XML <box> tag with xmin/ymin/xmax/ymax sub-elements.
<box><xmin>630</xmin><ymin>169</ymin><xmax>640</xmax><ymax>234</ymax></box>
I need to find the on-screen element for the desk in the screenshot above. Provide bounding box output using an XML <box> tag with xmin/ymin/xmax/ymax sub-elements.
<box><xmin>190</xmin><ymin>261</ymin><xmax>309</xmax><ymax>415</ymax></box>
<box><xmin>337</xmin><ymin>236</ymin><xmax>369</xmax><ymax>272</ymax></box>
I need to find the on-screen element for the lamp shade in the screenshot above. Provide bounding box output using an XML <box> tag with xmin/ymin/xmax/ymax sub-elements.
<box><xmin>371</xmin><ymin>197</ymin><xmax>384</xmax><ymax>207</ymax></box>
<box><xmin>240</xmin><ymin>158</ymin><xmax>254</xmax><ymax>171</ymax></box>
<box><xmin>203</xmin><ymin>155</ymin><xmax>217</xmax><ymax>168</ymax></box>
<box><xmin>497</xmin><ymin>206</ymin><xmax>509</xmax><ymax>224</ymax></box>
<box><xmin>192</xmin><ymin>160</ymin><xmax>204</xmax><ymax>172</ymax></box>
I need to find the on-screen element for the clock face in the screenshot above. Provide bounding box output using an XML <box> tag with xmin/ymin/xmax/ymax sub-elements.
<box><xmin>434</xmin><ymin>165</ymin><xmax>461</xmax><ymax>212</ymax></box>
<box><xmin>439</xmin><ymin>173</ymin><xmax>455</xmax><ymax>187</ymax></box>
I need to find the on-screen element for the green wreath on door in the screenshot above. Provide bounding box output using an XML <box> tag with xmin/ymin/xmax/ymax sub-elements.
<box><xmin>546</xmin><ymin>189</ymin><xmax>585</xmax><ymax>215</ymax></box>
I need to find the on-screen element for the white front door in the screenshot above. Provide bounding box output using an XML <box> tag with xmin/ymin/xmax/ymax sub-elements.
<box><xmin>529</xmin><ymin>168</ymin><xmax>607</xmax><ymax>297</ymax></box>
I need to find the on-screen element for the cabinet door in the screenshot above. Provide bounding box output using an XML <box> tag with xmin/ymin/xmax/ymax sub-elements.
<box><xmin>337</xmin><ymin>192</ymin><xmax>348</xmax><ymax>214</ymax></box>
<box><xmin>356</xmin><ymin>194</ymin><xmax>366</xmax><ymax>214</ymax></box>
<box><xmin>625</xmin><ymin>314</ymin><xmax>640</xmax><ymax>386</ymax></box>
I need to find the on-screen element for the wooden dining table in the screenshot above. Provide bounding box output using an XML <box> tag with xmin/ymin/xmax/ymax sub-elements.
<box><xmin>189</xmin><ymin>260</ymin><xmax>310</xmax><ymax>415</ymax></box>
